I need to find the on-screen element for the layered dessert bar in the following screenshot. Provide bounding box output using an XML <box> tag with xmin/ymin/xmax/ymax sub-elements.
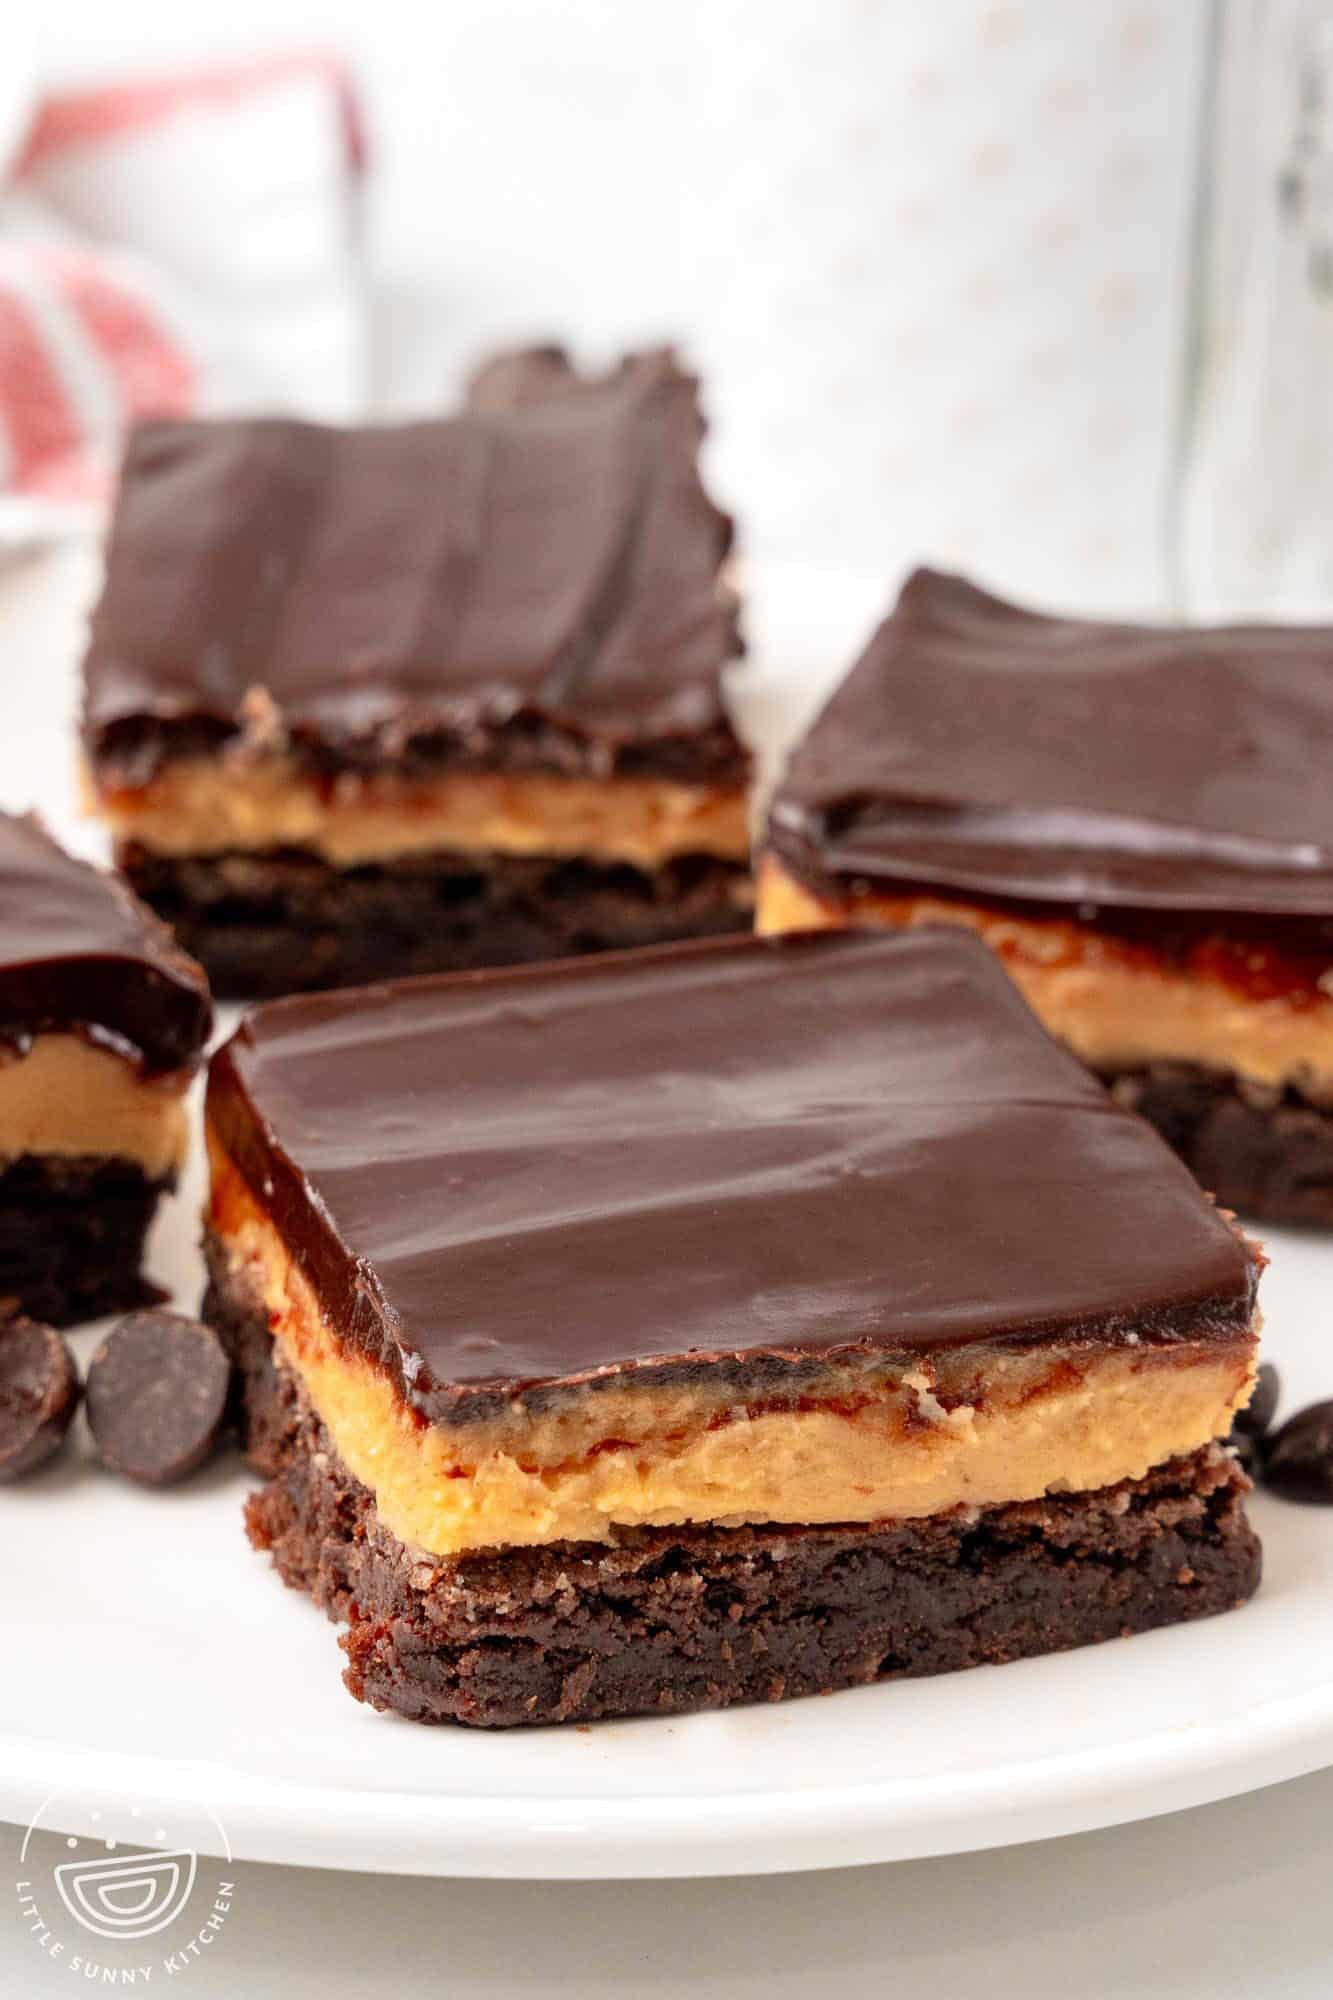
<box><xmin>82</xmin><ymin>347</ymin><xmax>750</xmax><ymax>998</ymax></box>
<box><xmin>760</xmin><ymin>567</ymin><xmax>1333</xmax><ymax>1223</ymax></box>
<box><xmin>203</xmin><ymin>928</ymin><xmax>1261</xmax><ymax>1729</ymax></box>
<box><xmin>0</xmin><ymin>812</ymin><xmax>211</xmax><ymax>1323</ymax></box>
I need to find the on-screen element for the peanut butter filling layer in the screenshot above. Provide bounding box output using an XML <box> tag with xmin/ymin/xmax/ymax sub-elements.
<box><xmin>757</xmin><ymin>857</ymin><xmax>1333</xmax><ymax>1103</ymax></box>
<box><xmin>96</xmin><ymin>757</ymin><xmax>751</xmax><ymax>870</ymax></box>
<box><xmin>0</xmin><ymin>1034</ymin><xmax>188</xmax><ymax>1179</ymax></box>
<box><xmin>211</xmin><ymin>1145</ymin><xmax>1254</xmax><ymax>1558</ymax></box>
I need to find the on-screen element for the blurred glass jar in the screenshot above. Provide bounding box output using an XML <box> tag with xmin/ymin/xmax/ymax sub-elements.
<box><xmin>1175</xmin><ymin>0</ymin><xmax>1333</xmax><ymax>615</ymax></box>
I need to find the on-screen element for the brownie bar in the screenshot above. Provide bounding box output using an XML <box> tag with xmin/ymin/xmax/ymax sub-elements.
<box><xmin>0</xmin><ymin>1155</ymin><xmax>168</xmax><ymax>1326</ymax></box>
<box><xmin>217</xmin><ymin>1265</ymin><xmax>1261</xmax><ymax>1730</ymax></box>
<box><xmin>122</xmin><ymin>843</ymin><xmax>753</xmax><ymax>998</ymax></box>
<box><xmin>1107</xmin><ymin>1064</ymin><xmax>1333</xmax><ymax>1226</ymax></box>
<box><xmin>760</xmin><ymin>567</ymin><xmax>1333</xmax><ymax>1220</ymax></box>
<box><xmin>0</xmin><ymin>811</ymin><xmax>210</xmax><ymax>1324</ymax></box>
<box><xmin>84</xmin><ymin>352</ymin><xmax>745</xmax><ymax>794</ymax></box>
<box><xmin>204</xmin><ymin>929</ymin><xmax>1262</xmax><ymax>1727</ymax></box>
<box><xmin>84</xmin><ymin>352</ymin><xmax>750</xmax><ymax>992</ymax></box>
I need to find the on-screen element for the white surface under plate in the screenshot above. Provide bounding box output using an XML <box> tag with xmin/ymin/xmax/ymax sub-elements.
<box><xmin>0</xmin><ymin>548</ymin><xmax>1331</xmax><ymax>1878</ymax></box>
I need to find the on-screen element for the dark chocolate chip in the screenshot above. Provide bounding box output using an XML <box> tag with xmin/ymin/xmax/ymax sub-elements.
<box><xmin>1263</xmin><ymin>1400</ymin><xmax>1333</xmax><ymax>1505</ymax></box>
<box><xmin>0</xmin><ymin>1317</ymin><xmax>80</xmax><ymax>1480</ymax></box>
<box><xmin>86</xmin><ymin>1310</ymin><xmax>232</xmax><ymax>1487</ymax></box>
<box><xmin>1229</xmin><ymin>1429</ymin><xmax>1263</xmax><ymax>1479</ymax></box>
<box><xmin>1234</xmin><ymin>1361</ymin><xmax>1281</xmax><ymax>1441</ymax></box>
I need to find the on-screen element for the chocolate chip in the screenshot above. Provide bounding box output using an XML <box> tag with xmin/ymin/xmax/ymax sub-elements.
<box><xmin>1263</xmin><ymin>1400</ymin><xmax>1333</xmax><ymax>1505</ymax></box>
<box><xmin>1230</xmin><ymin>1428</ymin><xmax>1263</xmax><ymax>1478</ymax></box>
<box><xmin>1234</xmin><ymin>1362</ymin><xmax>1281</xmax><ymax>1441</ymax></box>
<box><xmin>86</xmin><ymin>1311</ymin><xmax>232</xmax><ymax>1487</ymax></box>
<box><xmin>0</xmin><ymin>1317</ymin><xmax>80</xmax><ymax>1480</ymax></box>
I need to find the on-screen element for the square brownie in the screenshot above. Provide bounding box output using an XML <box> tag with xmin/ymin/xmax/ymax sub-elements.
<box><xmin>203</xmin><ymin>929</ymin><xmax>1260</xmax><ymax>1727</ymax></box>
<box><xmin>761</xmin><ymin>566</ymin><xmax>1333</xmax><ymax>1223</ymax></box>
<box><xmin>82</xmin><ymin>348</ymin><xmax>750</xmax><ymax>997</ymax></box>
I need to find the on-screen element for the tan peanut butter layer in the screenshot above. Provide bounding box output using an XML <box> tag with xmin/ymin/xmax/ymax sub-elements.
<box><xmin>0</xmin><ymin>1034</ymin><xmax>189</xmax><ymax>1178</ymax></box>
<box><xmin>95</xmin><ymin>758</ymin><xmax>751</xmax><ymax>870</ymax></box>
<box><xmin>757</xmin><ymin>857</ymin><xmax>1333</xmax><ymax>1102</ymax></box>
<box><xmin>210</xmin><ymin>1141</ymin><xmax>1254</xmax><ymax>1559</ymax></box>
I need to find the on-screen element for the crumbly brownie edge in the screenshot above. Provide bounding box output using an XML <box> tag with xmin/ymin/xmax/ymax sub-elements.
<box><xmin>125</xmin><ymin>844</ymin><xmax>754</xmax><ymax>998</ymax></box>
<box><xmin>0</xmin><ymin>1154</ymin><xmax>170</xmax><ymax>1326</ymax></box>
<box><xmin>1106</xmin><ymin>1064</ymin><xmax>1333</xmax><ymax>1225</ymax></box>
<box><xmin>207</xmin><ymin>1256</ymin><xmax>1262</xmax><ymax>1730</ymax></box>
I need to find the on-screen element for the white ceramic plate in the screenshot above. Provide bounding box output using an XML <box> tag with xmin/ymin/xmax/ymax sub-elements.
<box><xmin>1</xmin><ymin>550</ymin><xmax>1331</xmax><ymax>1878</ymax></box>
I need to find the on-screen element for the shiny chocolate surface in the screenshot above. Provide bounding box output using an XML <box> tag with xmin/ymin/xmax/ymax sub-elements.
<box><xmin>207</xmin><ymin>929</ymin><xmax>1256</xmax><ymax>1422</ymax></box>
<box><xmin>83</xmin><ymin>349</ymin><xmax>745</xmax><ymax>788</ymax></box>
<box><xmin>0</xmin><ymin>811</ymin><xmax>211</xmax><ymax>1073</ymax></box>
<box><xmin>768</xmin><ymin>568</ymin><xmax>1333</xmax><ymax>937</ymax></box>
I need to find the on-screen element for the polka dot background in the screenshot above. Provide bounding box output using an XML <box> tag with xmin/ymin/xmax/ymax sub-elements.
<box><xmin>27</xmin><ymin>0</ymin><xmax>1216</xmax><ymax>617</ymax></box>
<box><xmin>691</xmin><ymin>0</ymin><xmax>1209</xmax><ymax>613</ymax></box>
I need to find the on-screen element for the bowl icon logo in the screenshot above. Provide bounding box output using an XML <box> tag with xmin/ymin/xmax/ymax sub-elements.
<box><xmin>54</xmin><ymin>1844</ymin><xmax>198</xmax><ymax>1942</ymax></box>
<box><xmin>16</xmin><ymin>1791</ymin><xmax>234</xmax><ymax>1973</ymax></box>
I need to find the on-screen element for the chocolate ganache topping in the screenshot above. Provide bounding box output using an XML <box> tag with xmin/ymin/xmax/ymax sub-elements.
<box><xmin>83</xmin><ymin>347</ymin><xmax>745</xmax><ymax>789</ymax></box>
<box><xmin>207</xmin><ymin>929</ymin><xmax>1256</xmax><ymax>1425</ymax></box>
<box><xmin>0</xmin><ymin>812</ymin><xmax>211</xmax><ymax>1072</ymax></box>
<box><xmin>768</xmin><ymin>568</ymin><xmax>1333</xmax><ymax>940</ymax></box>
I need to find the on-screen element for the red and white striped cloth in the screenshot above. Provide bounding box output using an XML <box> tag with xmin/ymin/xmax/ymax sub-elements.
<box><xmin>0</xmin><ymin>52</ymin><xmax>366</xmax><ymax>541</ymax></box>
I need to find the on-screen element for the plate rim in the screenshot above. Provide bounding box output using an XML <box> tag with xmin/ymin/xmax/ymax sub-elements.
<box><xmin>3</xmin><ymin>1677</ymin><xmax>1331</xmax><ymax>1879</ymax></box>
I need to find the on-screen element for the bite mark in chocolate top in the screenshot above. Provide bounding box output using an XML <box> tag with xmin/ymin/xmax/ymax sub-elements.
<box><xmin>768</xmin><ymin>567</ymin><xmax>1333</xmax><ymax>941</ymax></box>
<box><xmin>206</xmin><ymin>929</ymin><xmax>1258</xmax><ymax>1426</ymax></box>
<box><xmin>83</xmin><ymin>348</ymin><xmax>746</xmax><ymax>791</ymax></box>
<box><xmin>0</xmin><ymin>811</ymin><xmax>211</xmax><ymax>1073</ymax></box>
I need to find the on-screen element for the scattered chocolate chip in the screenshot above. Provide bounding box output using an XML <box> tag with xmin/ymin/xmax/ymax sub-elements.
<box><xmin>0</xmin><ymin>1317</ymin><xmax>80</xmax><ymax>1480</ymax></box>
<box><xmin>86</xmin><ymin>1310</ymin><xmax>232</xmax><ymax>1487</ymax></box>
<box><xmin>1263</xmin><ymin>1400</ymin><xmax>1333</xmax><ymax>1505</ymax></box>
<box><xmin>1234</xmin><ymin>1362</ymin><xmax>1281</xmax><ymax>1441</ymax></box>
<box><xmin>1230</xmin><ymin>1427</ymin><xmax>1263</xmax><ymax>1478</ymax></box>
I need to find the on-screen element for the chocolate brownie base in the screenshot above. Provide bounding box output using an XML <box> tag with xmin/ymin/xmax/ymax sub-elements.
<box><xmin>0</xmin><ymin>1154</ymin><xmax>168</xmax><ymax>1325</ymax></box>
<box><xmin>1106</xmin><ymin>1064</ymin><xmax>1333</xmax><ymax>1225</ymax></box>
<box><xmin>124</xmin><ymin>843</ymin><xmax>753</xmax><ymax>997</ymax></box>
<box><xmin>209</xmin><ymin>1260</ymin><xmax>1262</xmax><ymax>1730</ymax></box>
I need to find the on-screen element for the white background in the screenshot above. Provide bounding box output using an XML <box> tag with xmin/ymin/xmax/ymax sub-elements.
<box><xmin>23</xmin><ymin>0</ymin><xmax>1211</xmax><ymax>611</ymax></box>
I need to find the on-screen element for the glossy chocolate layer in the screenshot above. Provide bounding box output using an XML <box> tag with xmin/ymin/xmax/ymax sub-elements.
<box><xmin>0</xmin><ymin>812</ymin><xmax>211</xmax><ymax>1073</ymax></box>
<box><xmin>83</xmin><ymin>348</ymin><xmax>745</xmax><ymax>789</ymax></box>
<box><xmin>206</xmin><ymin>930</ymin><xmax>1256</xmax><ymax>1424</ymax></box>
<box><xmin>768</xmin><ymin>568</ymin><xmax>1333</xmax><ymax>939</ymax></box>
